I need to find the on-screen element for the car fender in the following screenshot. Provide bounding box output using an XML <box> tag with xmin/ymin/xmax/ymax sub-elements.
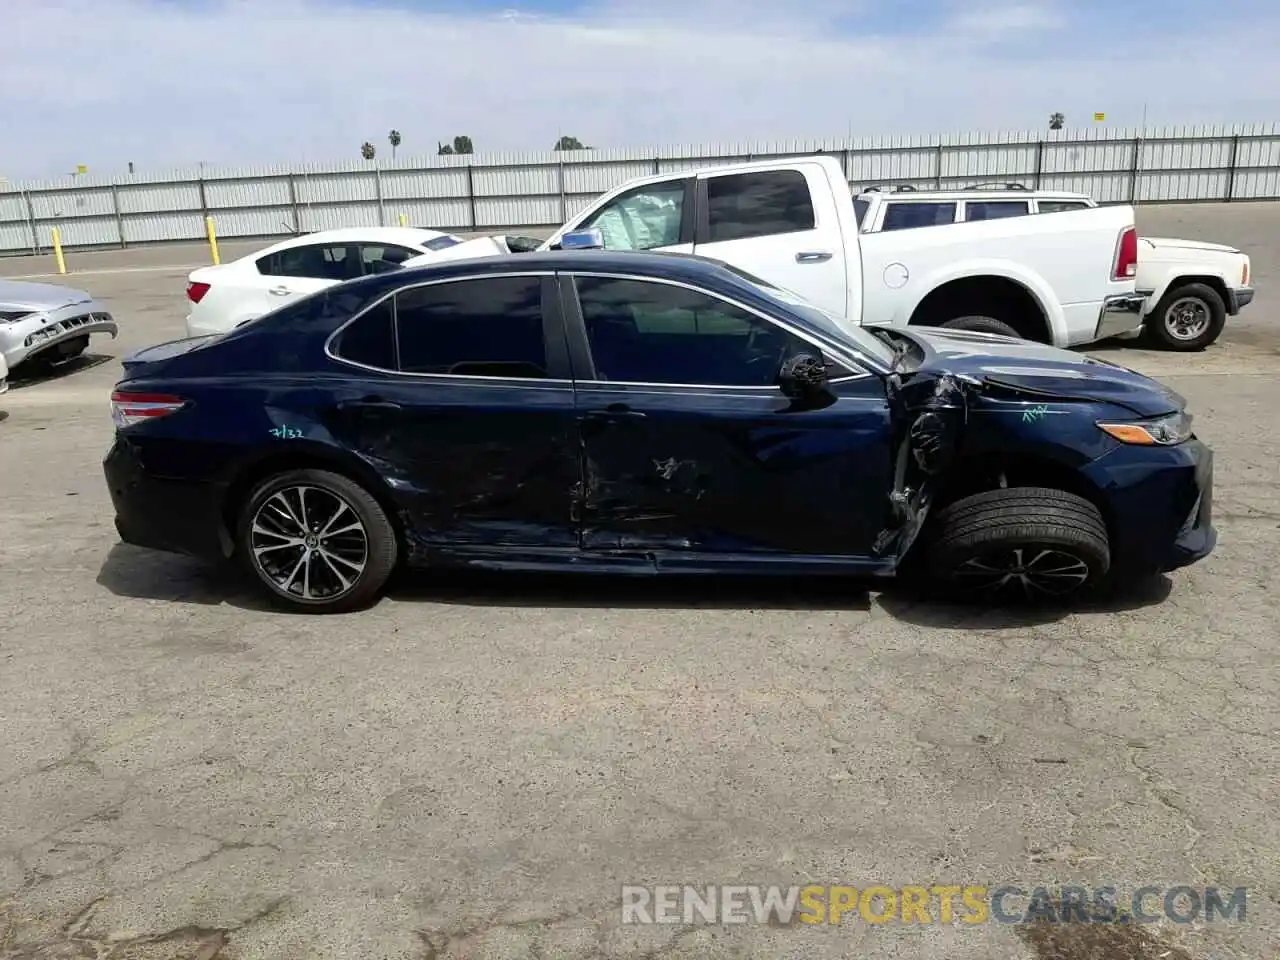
<box><xmin>895</xmin><ymin>258</ymin><xmax>1067</xmax><ymax>344</ymax></box>
<box><xmin>1137</xmin><ymin>262</ymin><xmax>1233</xmax><ymax>314</ymax></box>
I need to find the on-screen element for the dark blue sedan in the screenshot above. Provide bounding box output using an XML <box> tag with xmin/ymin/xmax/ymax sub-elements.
<box><xmin>104</xmin><ymin>250</ymin><xmax>1215</xmax><ymax>613</ymax></box>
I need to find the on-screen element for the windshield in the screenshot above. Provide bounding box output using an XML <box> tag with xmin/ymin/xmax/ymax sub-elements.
<box><xmin>422</xmin><ymin>234</ymin><xmax>462</xmax><ymax>251</ymax></box>
<box><xmin>715</xmin><ymin>263</ymin><xmax>896</xmax><ymax>368</ymax></box>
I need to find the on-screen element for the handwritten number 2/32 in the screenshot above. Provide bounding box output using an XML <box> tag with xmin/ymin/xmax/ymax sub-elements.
<box><xmin>269</xmin><ymin>426</ymin><xmax>303</xmax><ymax>439</ymax></box>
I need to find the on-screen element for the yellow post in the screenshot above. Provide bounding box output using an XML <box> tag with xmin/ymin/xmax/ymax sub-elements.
<box><xmin>398</xmin><ymin>212</ymin><xmax>407</xmax><ymax>227</ymax></box>
<box><xmin>51</xmin><ymin>227</ymin><xmax>67</xmax><ymax>275</ymax></box>
<box><xmin>205</xmin><ymin>215</ymin><xmax>220</xmax><ymax>265</ymax></box>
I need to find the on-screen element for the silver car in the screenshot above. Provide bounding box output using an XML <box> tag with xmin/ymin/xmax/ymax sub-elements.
<box><xmin>0</xmin><ymin>279</ymin><xmax>118</xmax><ymax>373</ymax></box>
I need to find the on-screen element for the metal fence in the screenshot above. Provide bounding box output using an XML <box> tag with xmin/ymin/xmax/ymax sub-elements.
<box><xmin>3</xmin><ymin>122</ymin><xmax>1279</xmax><ymax>255</ymax></box>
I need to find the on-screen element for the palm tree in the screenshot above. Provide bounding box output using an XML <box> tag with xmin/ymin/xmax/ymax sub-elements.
<box><xmin>360</xmin><ymin>141</ymin><xmax>376</xmax><ymax>160</ymax></box>
<box><xmin>388</xmin><ymin>129</ymin><xmax>402</xmax><ymax>160</ymax></box>
<box><xmin>1049</xmin><ymin>112</ymin><xmax>1065</xmax><ymax>131</ymax></box>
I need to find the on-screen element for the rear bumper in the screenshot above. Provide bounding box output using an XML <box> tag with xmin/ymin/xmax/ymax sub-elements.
<box><xmin>1094</xmin><ymin>293</ymin><xmax>1147</xmax><ymax>341</ymax></box>
<box><xmin>104</xmin><ymin>435</ymin><xmax>231</xmax><ymax>560</ymax></box>
<box><xmin>1082</xmin><ymin>437</ymin><xmax>1216</xmax><ymax>577</ymax></box>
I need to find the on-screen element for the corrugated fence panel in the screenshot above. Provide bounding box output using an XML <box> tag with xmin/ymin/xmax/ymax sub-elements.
<box><xmin>118</xmin><ymin>181</ymin><xmax>202</xmax><ymax>213</ymax></box>
<box><xmin>34</xmin><ymin>217</ymin><xmax>118</xmax><ymax>247</ymax></box>
<box><xmin>295</xmin><ymin>173</ymin><xmax>377</xmax><ymax>204</ymax></box>
<box><xmin>297</xmin><ymin>203</ymin><xmax>382</xmax><ymax>231</ymax></box>
<box><xmin>0</xmin><ymin>221</ymin><xmax>31</xmax><ymax>252</ymax></box>
<box><xmin>30</xmin><ymin>188</ymin><xmax>116</xmax><ymax>219</ymax></box>
<box><xmin>473</xmin><ymin>163</ymin><xmax>558</xmax><ymax>198</ymax></box>
<box><xmin>0</xmin><ymin>192</ymin><xmax>27</xmax><ymax>222</ymax></box>
<box><xmin>380</xmin><ymin>169</ymin><xmax>468</xmax><ymax>201</ymax></box>
<box><xmin>205</xmin><ymin>178</ymin><xmax>290</xmax><ymax>209</ymax></box>
<box><xmin>6</xmin><ymin>124</ymin><xmax>1280</xmax><ymax>253</ymax></box>
<box><xmin>564</xmin><ymin>160</ymin><xmax>656</xmax><ymax>194</ymax></box>
<box><xmin>121</xmin><ymin>212</ymin><xmax>205</xmax><ymax>244</ymax></box>
<box><xmin>374</xmin><ymin>198</ymin><xmax>472</xmax><ymax>230</ymax></box>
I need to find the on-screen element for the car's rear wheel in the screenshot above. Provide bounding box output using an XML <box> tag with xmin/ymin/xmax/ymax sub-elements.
<box><xmin>238</xmin><ymin>469</ymin><xmax>398</xmax><ymax>613</ymax></box>
<box><xmin>1145</xmin><ymin>282</ymin><xmax>1226</xmax><ymax>351</ymax></box>
<box><xmin>939</xmin><ymin>315</ymin><xmax>1022</xmax><ymax>339</ymax></box>
<box><xmin>926</xmin><ymin>487</ymin><xmax>1110</xmax><ymax>602</ymax></box>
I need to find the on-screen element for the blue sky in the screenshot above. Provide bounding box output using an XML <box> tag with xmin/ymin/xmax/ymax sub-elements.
<box><xmin>2</xmin><ymin>0</ymin><xmax>1276</xmax><ymax>180</ymax></box>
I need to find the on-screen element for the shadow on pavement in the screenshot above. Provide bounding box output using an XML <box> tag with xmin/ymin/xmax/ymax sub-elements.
<box><xmin>9</xmin><ymin>352</ymin><xmax>114</xmax><ymax>388</ymax></box>
<box><xmin>98</xmin><ymin>542</ymin><xmax>1176</xmax><ymax>623</ymax></box>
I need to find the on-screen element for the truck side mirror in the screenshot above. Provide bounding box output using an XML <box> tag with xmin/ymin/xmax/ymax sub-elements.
<box><xmin>557</xmin><ymin>227</ymin><xmax>605</xmax><ymax>250</ymax></box>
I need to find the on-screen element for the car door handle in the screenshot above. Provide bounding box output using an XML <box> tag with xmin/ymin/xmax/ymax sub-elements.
<box><xmin>337</xmin><ymin>397</ymin><xmax>401</xmax><ymax>411</ymax></box>
<box><xmin>582</xmin><ymin>404</ymin><xmax>646</xmax><ymax>421</ymax></box>
<box><xmin>795</xmin><ymin>251</ymin><xmax>833</xmax><ymax>263</ymax></box>
<box><xmin>268</xmin><ymin>285</ymin><xmax>292</xmax><ymax>296</ymax></box>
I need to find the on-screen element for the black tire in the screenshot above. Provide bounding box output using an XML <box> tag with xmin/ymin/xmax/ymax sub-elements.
<box><xmin>938</xmin><ymin>315</ymin><xmax>1022</xmax><ymax>339</ymax></box>
<box><xmin>1144</xmin><ymin>282</ymin><xmax>1226</xmax><ymax>351</ymax></box>
<box><xmin>925</xmin><ymin>486</ymin><xmax>1110</xmax><ymax>603</ymax></box>
<box><xmin>237</xmin><ymin>468</ymin><xmax>398</xmax><ymax>613</ymax></box>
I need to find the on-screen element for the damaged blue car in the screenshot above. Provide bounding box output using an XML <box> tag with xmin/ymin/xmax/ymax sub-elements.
<box><xmin>103</xmin><ymin>249</ymin><xmax>1215</xmax><ymax>613</ymax></box>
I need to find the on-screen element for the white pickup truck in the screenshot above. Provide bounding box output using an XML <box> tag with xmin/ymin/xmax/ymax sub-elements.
<box><xmin>848</xmin><ymin>184</ymin><xmax>1255</xmax><ymax>350</ymax></box>
<box><xmin>528</xmin><ymin>155</ymin><xmax>1145</xmax><ymax>349</ymax></box>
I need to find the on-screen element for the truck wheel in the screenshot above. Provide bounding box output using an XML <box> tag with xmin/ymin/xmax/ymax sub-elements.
<box><xmin>1145</xmin><ymin>283</ymin><xmax>1226</xmax><ymax>351</ymax></box>
<box><xmin>925</xmin><ymin>487</ymin><xmax>1110</xmax><ymax>602</ymax></box>
<box><xmin>939</xmin><ymin>315</ymin><xmax>1022</xmax><ymax>339</ymax></box>
<box><xmin>237</xmin><ymin>468</ymin><xmax>399</xmax><ymax>614</ymax></box>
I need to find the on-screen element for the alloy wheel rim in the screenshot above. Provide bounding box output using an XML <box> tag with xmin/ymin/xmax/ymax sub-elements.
<box><xmin>1165</xmin><ymin>297</ymin><xmax>1210</xmax><ymax>341</ymax></box>
<box><xmin>951</xmin><ymin>547</ymin><xmax>1091</xmax><ymax>599</ymax></box>
<box><xmin>250</xmin><ymin>485</ymin><xmax>368</xmax><ymax>601</ymax></box>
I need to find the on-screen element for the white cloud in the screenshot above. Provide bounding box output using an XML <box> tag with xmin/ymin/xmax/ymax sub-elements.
<box><xmin>1</xmin><ymin>0</ymin><xmax>1277</xmax><ymax>179</ymax></box>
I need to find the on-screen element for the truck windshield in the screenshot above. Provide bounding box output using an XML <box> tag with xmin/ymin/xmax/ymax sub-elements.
<box><xmin>716</xmin><ymin>263</ymin><xmax>896</xmax><ymax>368</ymax></box>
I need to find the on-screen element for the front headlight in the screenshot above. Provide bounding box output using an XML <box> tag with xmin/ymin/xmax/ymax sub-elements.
<box><xmin>1097</xmin><ymin>410</ymin><xmax>1193</xmax><ymax>446</ymax></box>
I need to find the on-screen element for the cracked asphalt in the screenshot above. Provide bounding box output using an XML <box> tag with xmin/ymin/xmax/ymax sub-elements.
<box><xmin>1</xmin><ymin>204</ymin><xmax>1278</xmax><ymax>959</ymax></box>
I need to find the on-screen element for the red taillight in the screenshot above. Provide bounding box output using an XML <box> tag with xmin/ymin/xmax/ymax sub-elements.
<box><xmin>1112</xmin><ymin>226</ymin><xmax>1138</xmax><ymax>281</ymax></box>
<box><xmin>187</xmin><ymin>281</ymin><xmax>211</xmax><ymax>303</ymax></box>
<box><xmin>111</xmin><ymin>390</ymin><xmax>186</xmax><ymax>428</ymax></box>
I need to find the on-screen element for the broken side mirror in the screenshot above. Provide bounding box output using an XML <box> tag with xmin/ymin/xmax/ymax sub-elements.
<box><xmin>556</xmin><ymin>227</ymin><xmax>605</xmax><ymax>251</ymax></box>
<box><xmin>778</xmin><ymin>352</ymin><xmax>832</xmax><ymax>401</ymax></box>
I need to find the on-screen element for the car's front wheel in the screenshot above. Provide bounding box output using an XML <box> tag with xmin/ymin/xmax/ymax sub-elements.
<box><xmin>1145</xmin><ymin>282</ymin><xmax>1226</xmax><ymax>351</ymax></box>
<box><xmin>237</xmin><ymin>468</ymin><xmax>398</xmax><ymax>613</ymax></box>
<box><xmin>926</xmin><ymin>487</ymin><xmax>1110</xmax><ymax>602</ymax></box>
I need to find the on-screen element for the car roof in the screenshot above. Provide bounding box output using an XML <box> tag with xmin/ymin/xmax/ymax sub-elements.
<box><xmin>858</xmin><ymin>187</ymin><xmax>1092</xmax><ymax>202</ymax></box>
<box><xmin>246</xmin><ymin>227</ymin><xmax>456</xmax><ymax>259</ymax></box>
<box><xmin>391</xmin><ymin>249</ymin><xmax>742</xmax><ymax>285</ymax></box>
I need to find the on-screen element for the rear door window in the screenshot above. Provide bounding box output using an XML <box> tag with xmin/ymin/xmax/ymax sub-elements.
<box><xmin>880</xmin><ymin>202</ymin><xmax>957</xmax><ymax>231</ymax></box>
<box><xmin>964</xmin><ymin>201</ymin><xmax>1030</xmax><ymax>221</ymax></box>
<box><xmin>705</xmin><ymin>170</ymin><xmax>816</xmax><ymax>242</ymax></box>
<box><xmin>1037</xmin><ymin>200</ymin><xmax>1092</xmax><ymax>214</ymax></box>
<box><xmin>257</xmin><ymin>244</ymin><xmax>359</xmax><ymax>281</ymax></box>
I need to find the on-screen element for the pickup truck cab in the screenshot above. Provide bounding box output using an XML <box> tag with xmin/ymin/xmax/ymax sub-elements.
<box><xmin>854</xmin><ymin>183</ymin><xmax>1255</xmax><ymax>350</ymax></box>
<box><xmin>537</xmin><ymin>156</ymin><xmax>1144</xmax><ymax>349</ymax></box>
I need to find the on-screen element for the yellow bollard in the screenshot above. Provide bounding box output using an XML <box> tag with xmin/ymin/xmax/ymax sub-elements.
<box><xmin>51</xmin><ymin>227</ymin><xmax>67</xmax><ymax>275</ymax></box>
<box><xmin>398</xmin><ymin>212</ymin><xmax>407</xmax><ymax>227</ymax></box>
<box><xmin>205</xmin><ymin>215</ymin><xmax>220</xmax><ymax>265</ymax></box>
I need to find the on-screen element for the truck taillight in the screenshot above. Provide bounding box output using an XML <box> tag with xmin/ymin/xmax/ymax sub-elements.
<box><xmin>1112</xmin><ymin>226</ymin><xmax>1137</xmax><ymax>281</ymax></box>
<box><xmin>111</xmin><ymin>390</ymin><xmax>186</xmax><ymax>428</ymax></box>
<box><xmin>187</xmin><ymin>281</ymin><xmax>211</xmax><ymax>303</ymax></box>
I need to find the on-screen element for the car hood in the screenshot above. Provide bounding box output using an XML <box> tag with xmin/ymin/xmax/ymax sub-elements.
<box><xmin>897</xmin><ymin>327</ymin><xmax>1185</xmax><ymax>417</ymax></box>
<box><xmin>0</xmin><ymin>279</ymin><xmax>94</xmax><ymax>312</ymax></box>
<box><xmin>1141</xmin><ymin>236</ymin><xmax>1240</xmax><ymax>255</ymax></box>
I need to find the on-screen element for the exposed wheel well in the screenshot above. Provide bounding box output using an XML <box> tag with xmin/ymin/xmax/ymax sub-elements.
<box><xmin>924</xmin><ymin>452</ymin><xmax>1115</xmax><ymax>543</ymax></box>
<box><xmin>219</xmin><ymin>450</ymin><xmax>406</xmax><ymax>558</ymax></box>
<box><xmin>909</xmin><ymin>276</ymin><xmax>1051</xmax><ymax>342</ymax></box>
<box><xmin>1158</xmin><ymin>275</ymin><xmax>1230</xmax><ymax>310</ymax></box>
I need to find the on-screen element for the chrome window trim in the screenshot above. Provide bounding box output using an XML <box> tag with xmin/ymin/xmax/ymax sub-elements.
<box><xmin>322</xmin><ymin>266</ymin><xmax>887</xmax><ymax>389</ymax></box>
<box><xmin>563</xmin><ymin>270</ymin><xmax>886</xmax><ymax>381</ymax></box>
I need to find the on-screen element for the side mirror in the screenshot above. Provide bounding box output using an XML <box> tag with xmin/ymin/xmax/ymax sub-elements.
<box><xmin>778</xmin><ymin>352</ymin><xmax>831</xmax><ymax>400</ymax></box>
<box><xmin>557</xmin><ymin>227</ymin><xmax>605</xmax><ymax>250</ymax></box>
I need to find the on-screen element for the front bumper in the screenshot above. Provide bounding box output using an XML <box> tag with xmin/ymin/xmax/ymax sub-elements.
<box><xmin>1229</xmin><ymin>287</ymin><xmax>1255</xmax><ymax>313</ymax></box>
<box><xmin>1082</xmin><ymin>436</ymin><xmax>1216</xmax><ymax>577</ymax></box>
<box><xmin>104</xmin><ymin>435</ymin><xmax>231</xmax><ymax>561</ymax></box>
<box><xmin>0</xmin><ymin>303</ymin><xmax>118</xmax><ymax>368</ymax></box>
<box><xmin>1094</xmin><ymin>293</ymin><xmax>1147</xmax><ymax>341</ymax></box>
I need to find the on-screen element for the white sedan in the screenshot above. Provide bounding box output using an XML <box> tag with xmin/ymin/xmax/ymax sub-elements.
<box><xmin>184</xmin><ymin>226</ymin><xmax>464</xmax><ymax>337</ymax></box>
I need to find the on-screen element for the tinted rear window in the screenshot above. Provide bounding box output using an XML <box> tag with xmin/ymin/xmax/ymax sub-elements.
<box><xmin>423</xmin><ymin>235</ymin><xmax>462</xmax><ymax>251</ymax></box>
<box><xmin>706</xmin><ymin>170</ymin><xmax>816</xmax><ymax>242</ymax></box>
<box><xmin>965</xmin><ymin>201</ymin><xmax>1030</xmax><ymax>221</ymax></box>
<box><xmin>881</xmin><ymin>202</ymin><xmax>957</xmax><ymax>231</ymax></box>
